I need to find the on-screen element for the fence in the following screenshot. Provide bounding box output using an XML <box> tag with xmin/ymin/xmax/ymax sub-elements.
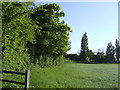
<box><xmin>0</xmin><ymin>70</ymin><xmax>30</xmax><ymax>90</ymax></box>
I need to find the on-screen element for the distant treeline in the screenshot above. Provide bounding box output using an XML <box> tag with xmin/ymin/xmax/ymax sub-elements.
<box><xmin>65</xmin><ymin>33</ymin><xmax>120</xmax><ymax>64</ymax></box>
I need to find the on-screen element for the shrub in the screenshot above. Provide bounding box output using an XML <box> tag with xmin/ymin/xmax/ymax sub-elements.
<box><xmin>31</xmin><ymin>55</ymin><xmax>66</xmax><ymax>68</ymax></box>
<box><xmin>2</xmin><ymin>49</ymin><xmax>30</xmax><ymax>72</ymax></box>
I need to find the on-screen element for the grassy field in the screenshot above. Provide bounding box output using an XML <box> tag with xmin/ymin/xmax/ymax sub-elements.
<box><xmin>2</xmin><ymin>62</ymin><xmax>118</xmax><ymax>88</ymax></box>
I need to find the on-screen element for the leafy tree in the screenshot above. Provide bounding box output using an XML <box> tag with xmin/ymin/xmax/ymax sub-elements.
<box><xmin>79</xmin><ymin>32</ymin><xmax>89</xmax><ymax>63</ymax></box>
<box><xmin>2</xmin><ymin>2</ymin><xmax>71</xmax><ymax>70</ymax></box>
<box><xmin>105</xmin><ymin>42</ymin><xmax>115</xmax><ymax>63</ymax></box>
<box><xmin>29</xmin><ymin>3</ymin><xmax>72</xmax><ymax>61</ymax></box>
<box><xmin>2</xmin><ymin>2</ymin><xmax>38</xmax><ymax>71</ymax></box>
<box><xmin>115</xmin><ymin>39</ymin><xmax>120</xmax><ymax>63</ymax></box>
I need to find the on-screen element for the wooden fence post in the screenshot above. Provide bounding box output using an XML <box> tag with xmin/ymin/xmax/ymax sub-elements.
<box><xmin>25</xmin><ymin>70</ymin><xmax>30</xmax><ymax>90</ymax></box>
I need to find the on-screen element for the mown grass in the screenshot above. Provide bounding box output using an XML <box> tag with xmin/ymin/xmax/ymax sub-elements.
<box><xmin>2</xmin><ymin>62</ymin><xmax>118</xmax><ymax>88</ymax></box>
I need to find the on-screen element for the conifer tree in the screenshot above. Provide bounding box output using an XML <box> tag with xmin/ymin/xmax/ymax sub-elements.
<box><xmin>80</xmin><ymin>32</ymin><xmax>89</xmax><ymax>63</ymax></box>
<box><xmin>106</xmin><ymin>42</ymin><xmax>115</xmax><ymax>63</ymax></box>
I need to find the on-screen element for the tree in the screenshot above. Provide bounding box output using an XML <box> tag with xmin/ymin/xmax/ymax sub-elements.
<box><xmin>79</xmin><ymin>32</ymin><xmax>89</xmax><ymax>63</ymax></box>
<box><xmin>2</xmin><ymin>2</ymin><xmax>38</xmax><ymax>71</ymax></box>
<box><xmin>2</xmin><ymin>2</ymin><xmax>72</xmax><ymax>70</ymax></box>
<box><xmin>115</xmin><ymin>39</ymin><xmax>120</xmax><ymax>63</ymax></box>
<box><xmin>105</xmin><ymin>42</ymin><xmax>115</xmax><ymax>63</ymax></box>
<box><xmin>30</xmin><ymin>3</ymin><xmax>72</xmax><ymax>60</ymax></box>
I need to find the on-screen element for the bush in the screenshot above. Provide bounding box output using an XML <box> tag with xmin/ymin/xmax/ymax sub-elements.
<box><xmin>38</xmin><ymin>55</ymin><xmax>45</xmax><ymax>68</ymax></box>
<box><xmin>2</xmin><ymin>49</ymin><xmax>30</xmax><ymax>72</ymax></box>
<box><xmin>32</xmin><ymin>55</ymin><xmax>66</xmax><ymax>68</ymax></box>
<box><xmin>45</xmin><ymin>56</ymin><xmax>53</xmax><ymax>67</ymax></box>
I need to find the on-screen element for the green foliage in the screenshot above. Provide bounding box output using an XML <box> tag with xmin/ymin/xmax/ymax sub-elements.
<box><xmin>33</xmin><ymin>55</ymin><xmax>65</xmax><ymax>68</ymax></box>
<box><xmin>92</xmin><ymin>52</ymin><xmax>105</xmax><ymax>63</ymax></box>
<box><xmin>2</xmin><ymin>2</ymin><xmax>71</xmax><ymax>71</ymax></box>
<box><xmin>75</xmin><ymin>32</ymin><xmax>118</xmax><ymax>64</ymax></box>
<box><xmin>80</xmin><ymin>32</ymin><xmax>88</xmax><ymax>52</ymax></box>
<box><xmin>79</xmin><ymin>32</ymin><xmax>90</xmax><ymax>63</ymax></box>
<box><xmin>105</xmin><ymin>42</ymin><xmax>115</xmax><ymax>63</ymax></box>
<box><xmin>87</xmin><ymin>50</ymin><xmax>94</xmax><ymax>63</ymax></box>
<box><xmin>2</xmin><ymin>2</ymin><xmax>38</xmax><ymax>71</ymax></box>
<box><xmin>45</xmin><ymin>56</ymin><xmax>53</xmax><ymax>67</ymax></box>
<box><xmin>54</xmin><ymin>55</ymin><xmax>65</xmax><ymax>65</ymax></box>
<box><xmin>29</xmin><ymin>3</ymin><xmax>72</xmax><ymax>60</ymax></box>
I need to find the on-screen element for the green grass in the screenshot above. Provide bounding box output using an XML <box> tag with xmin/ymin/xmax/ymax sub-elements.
<box><xmin>2</xmin><ymin>63</ymin><xmax>118</xmax><ymax>88</ymax></box>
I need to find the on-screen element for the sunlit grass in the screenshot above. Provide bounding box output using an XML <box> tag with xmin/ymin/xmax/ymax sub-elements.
<box><xmin>30</xmin><ymin>63</ymin><xmax>118</xmax><ymax>88</ymax></box>
<box><xmin>2</xmin><ymin>63</ymin><xmax>118</xmax><ymax>88</ymax></box>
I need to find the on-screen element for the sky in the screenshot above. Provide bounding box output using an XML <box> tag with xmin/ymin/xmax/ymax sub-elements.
<box><xmin>35</xmin><ymin>2</ymin><xmax>118</xmax><ymax>54</ymax></box>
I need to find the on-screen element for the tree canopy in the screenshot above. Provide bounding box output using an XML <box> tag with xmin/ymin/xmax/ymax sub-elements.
<box><xmin>29</xmin><ymin>3</ymin><xmax>72</xmax><ymax>59</ymax></box>
<box><xmin>2</xmin><ymin>2</ymin><xmax>72</xmax><ymax>71</ymax></box>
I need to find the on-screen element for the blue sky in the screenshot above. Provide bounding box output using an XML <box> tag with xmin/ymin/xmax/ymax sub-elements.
<box><xmin>35</xmin><ymin>2</ymin><xmax>118</xmax><ymax>54</ymax></box>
